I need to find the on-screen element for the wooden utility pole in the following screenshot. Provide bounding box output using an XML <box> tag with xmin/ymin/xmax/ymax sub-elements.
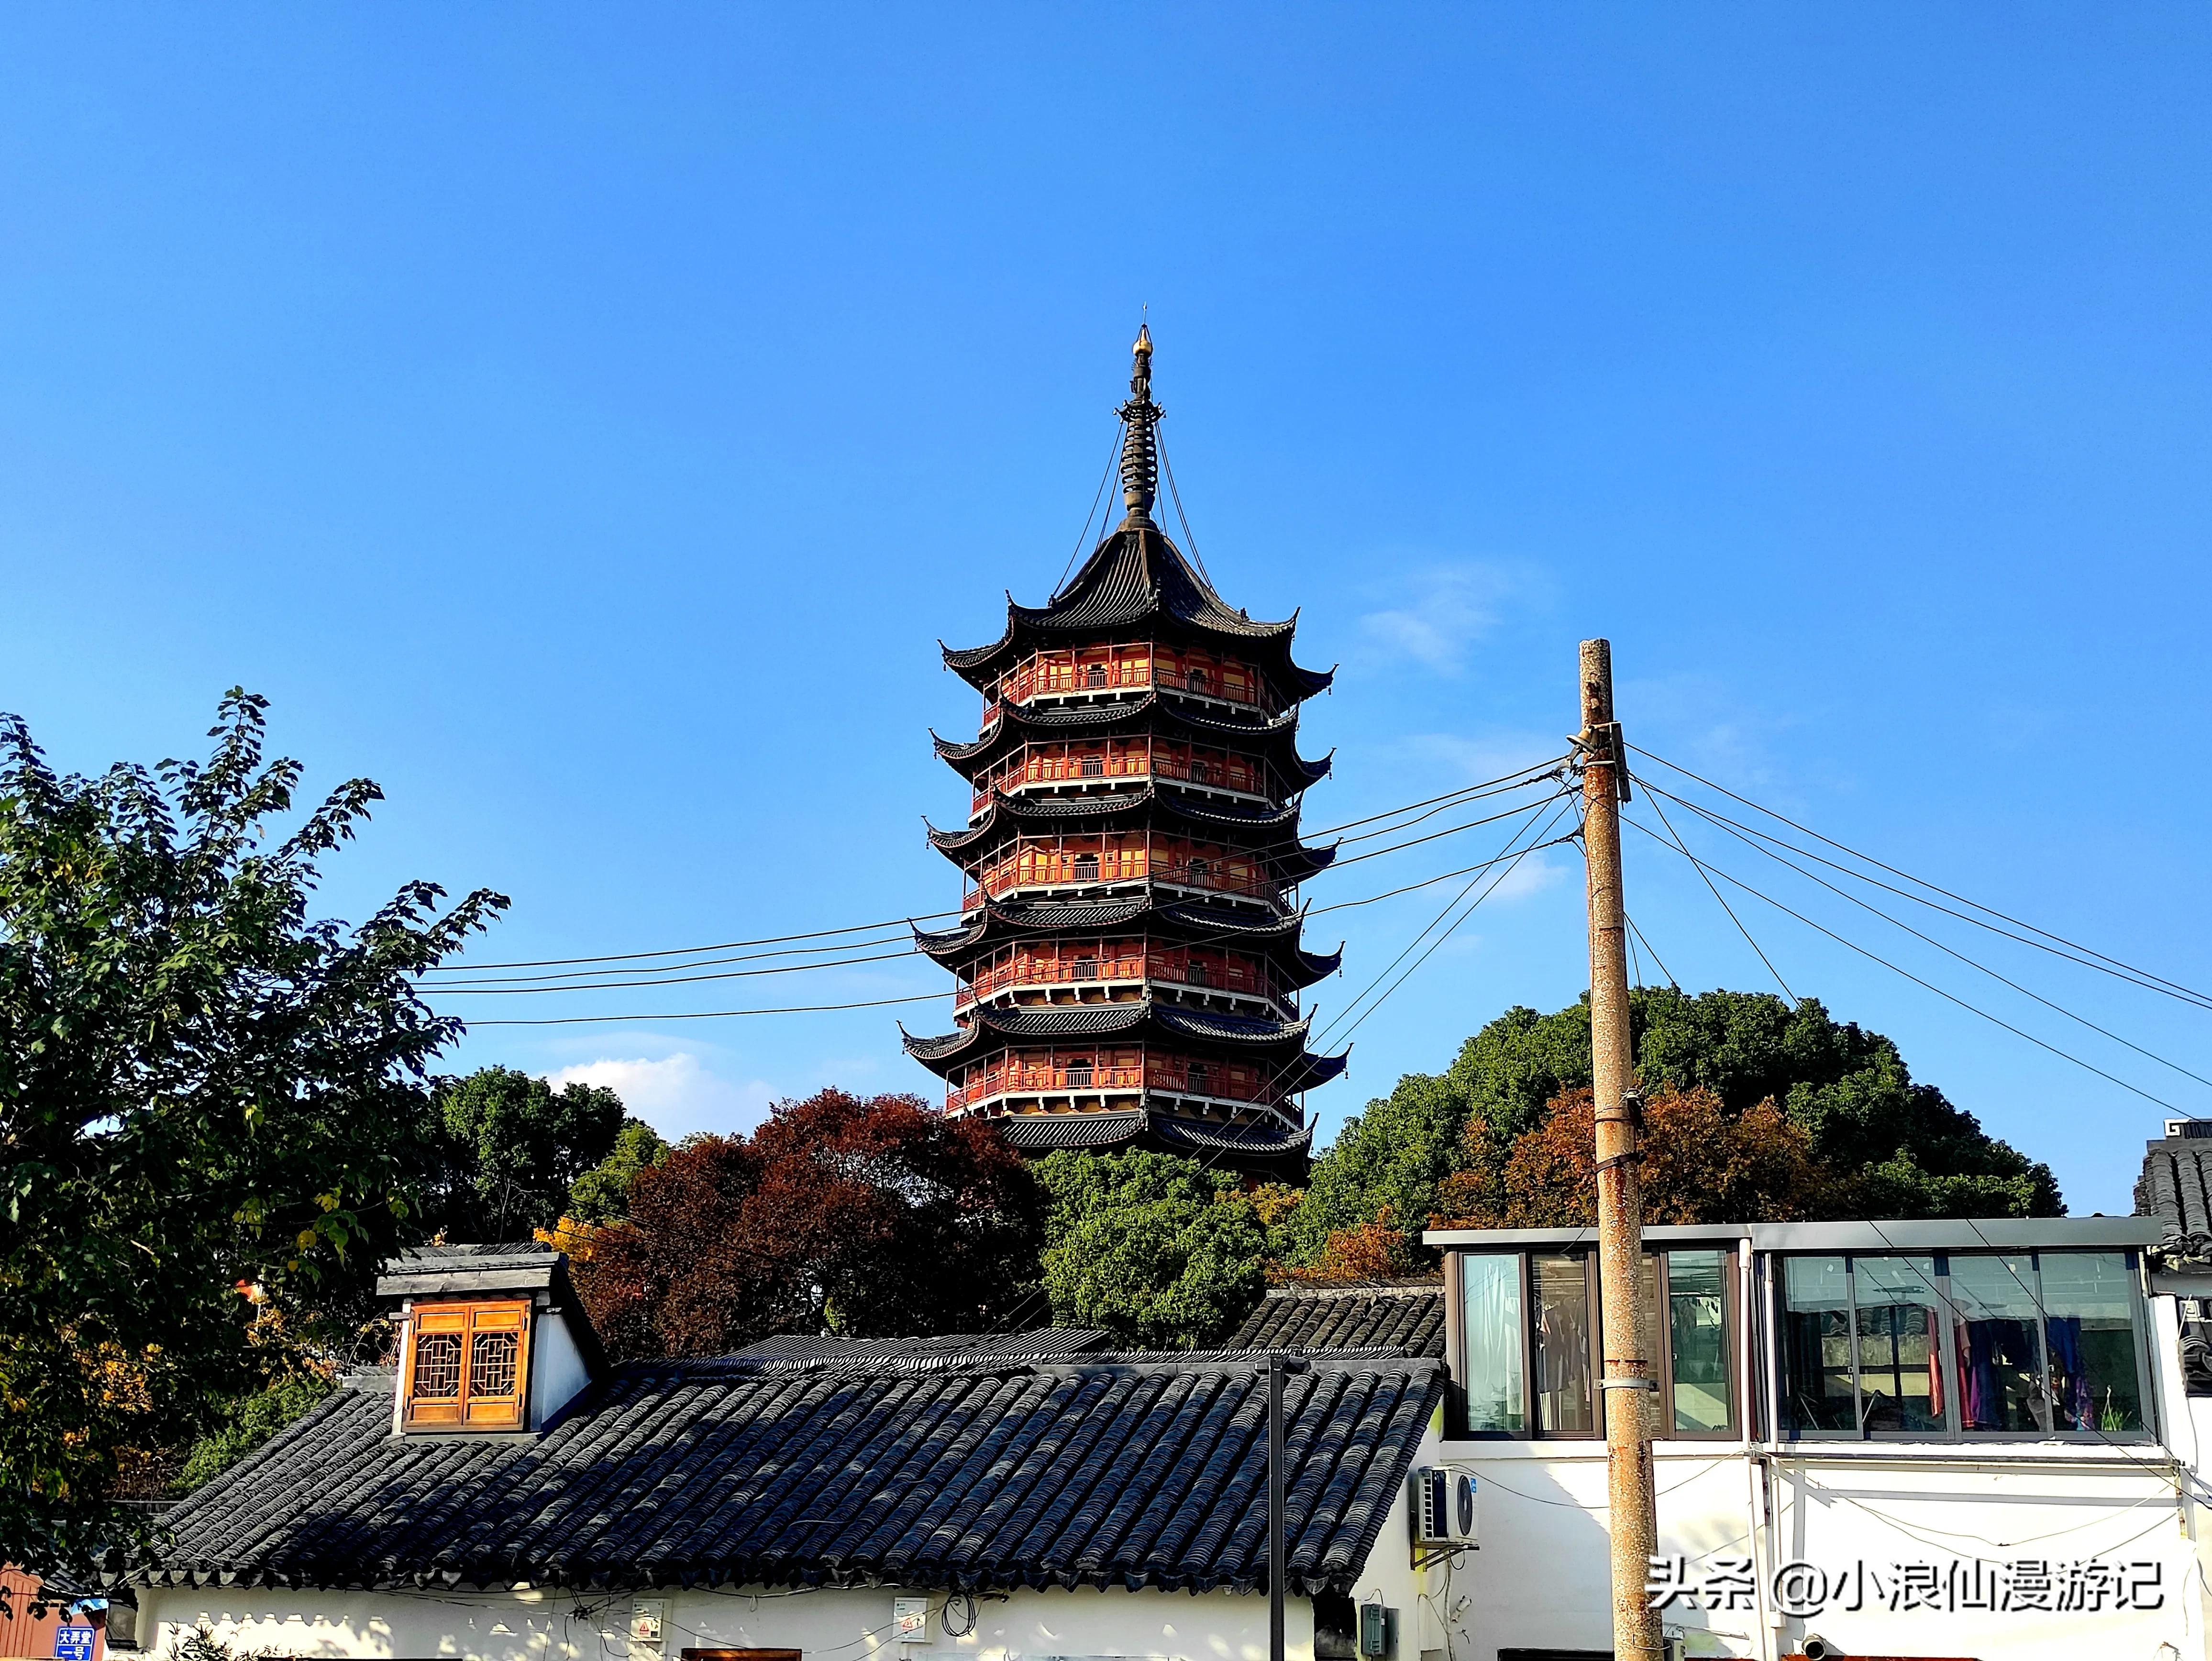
<box><xmin>1579</xmin><ymin>639</ymin><xmax>1662</xmax><ymax>1661</ymax></box>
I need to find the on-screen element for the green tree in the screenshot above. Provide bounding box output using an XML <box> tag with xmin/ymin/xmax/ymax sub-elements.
<box><xmin>169</xmin><ymin>1371</ymin><xmax>336</xmax><ymax>1494</ymax></box>
<box><xmin>1032</xmin><ymin>1149</ymin><xmax>1269</xmax><ymax>1348</ymax></box>
<box><xmin>566</xmin><ymin>1118</ymin><xmax>671</xmax><ymax>1225</ymax></box>
<box><xmin>0</xmin><ymin>692</ymin><xmax>504</xmax><ymax>1581</ymax></box>
<box><xmin>1299</xmin><ymin>987</ymin><xmax>2060</xmax><ymax>1260</ymax></box>
<box><xmin>1282</xmin><ymin>1071</ymin><xmax>1463</xmax><ymax>1265</ymax></box>
<box><xmin>422</xmin><ymin>1067</ymin><xmax>628</xmax><ymax>1240</ymax></box>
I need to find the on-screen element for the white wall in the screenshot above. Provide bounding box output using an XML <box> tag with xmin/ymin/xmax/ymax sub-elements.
<box><xmin>528</xmin><ymin>1309</ymin><xmax>590</xmax><ymax>1429</ymax></box>
<box><xmin>1431</xmin><ymin>1436</ymin><xmax>2198</xmax><ymax>1661</ymax></box>
<box><xmin>142</xmin><ymin>1580</ymin><xmax>1316</xmax><ymax>1661</ymax></box>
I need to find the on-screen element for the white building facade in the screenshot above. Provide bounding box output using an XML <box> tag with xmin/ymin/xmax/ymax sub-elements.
<box><xmin>1424</xmin><ymin>1215</ymin><xmax>2205</xmax><ymax>1661</ymax></box>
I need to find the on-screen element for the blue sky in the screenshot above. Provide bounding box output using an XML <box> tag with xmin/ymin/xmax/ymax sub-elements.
<box><xmin>5</xmin><ymin>8</ymin><xmax>2209</xmax><ymax>1214</ymax></box>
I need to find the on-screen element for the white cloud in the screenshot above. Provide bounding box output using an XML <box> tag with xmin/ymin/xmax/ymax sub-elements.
<box><xmin>1489</xmin><ymin>847</ymin><xmax>1571</xmax><ymax>903</ymax></box>
<box><xmin>1358</xmin><ymin>563</ymin><xmax>1541</xmax><ymax>675</ymax></box>
<box><xmin>545</xmin><ymin>1053</ymin><xmax>774</xmax><ymax>1141</ymax></box>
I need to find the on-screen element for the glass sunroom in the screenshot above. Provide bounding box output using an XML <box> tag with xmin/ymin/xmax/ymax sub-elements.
<box><xmin>1427</xmin><ymin>1217</ymin><xmax>2163</xmax><ymax>1445</ymax></box>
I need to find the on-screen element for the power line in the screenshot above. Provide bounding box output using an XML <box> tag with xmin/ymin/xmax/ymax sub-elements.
<box><xmin>1629</xmin><ymin>743</ymin><xmax>2212</xmax><ymax>1013</ymax></box>
<box><xmin>1621</xmin><ymin>814</ymin><xmax>2185</xmax><ymax>1114</ymax></box>
<box><xmin>424</xmin><ymin>829</ymin><xmax>1586</xmax><ymax>1006</ymax></box>
<box><xmin>1639</xmin><ymin>775</ymin><xmax>2212</xmax><ymax>1017</ymax></box>
<box><xmin>1313</xmin><ymin>797</ymin><xmax>1562</xmax><ymax>1045</ymax></box>
<box><xmin>1624</xmin><ymin>913</ymin><xmax>1680</xmax><ymax>991</ymax></box>
<box><xmin>1641</xmin><ymin>787</ymin><xmax>1796</xmax><ymax>1003</ymax></box>
<box><xmin>424</xmin><ymin>930</ymin><xmax>919</xmax><ymax>988</ymax></box>
<box><xmin>460</xmin><ymin>990</ymin><xmax>948</xmax><ymax>1029</ymax></box>
<box><xmin>1655</xmin><ymin>785</ymin><xmax>2212</xmax><ymax>1094</ymax></box>
<box><xmin>426</xmin><ymin>948</ymin><xmax>924</xmax><ymax>997</ymax></box>
<box><xmin>422</xmin><ymin>792</ymin><xmax>1571</xmax><ymax>997</ymax></box>
<box><xmin>1321</xmin><ymin>799</ymin><xmax>1579</xmax><ymax>1052</ymax></box>
<box><xmin>419</xmin><ymin>759</ymin><xmax>1571</xmax><ymax>978</ymax></box>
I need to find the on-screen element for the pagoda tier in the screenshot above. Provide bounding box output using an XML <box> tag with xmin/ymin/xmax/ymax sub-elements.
<box><xmin>906</xmin><ymin>327</ymin><xmax>1344</xmax><ymax>1181</ymax></box>
<box><xmin>932</xmin><ymin>691</ymin><xmax>1330</xmax><ymax>819</ymax></box>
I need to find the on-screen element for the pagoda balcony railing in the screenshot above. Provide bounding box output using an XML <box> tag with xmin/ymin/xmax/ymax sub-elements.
<box><xmin>962</xmin><ymin>855</ymin><xmax>1280</xmax><ymax>910</ymax></box>
<box><xmin>973</xmin><ymin>751</ymin><xmax>1276</xmax><ymax>816</ymax></box>
<box><xmin>989</xmin><ymin>658</ymin><xmax>1275</xmax><ymax>718</ymax></box>
<box><xmin>945</xmin><ymin>1063</ymin><xmax>1291</xmax><ymax>1114</ymax></box>
<box><xmin>953</xmin><ymin>953</ymin><xmax>1283</xmax><ymax>1011</ymax></box>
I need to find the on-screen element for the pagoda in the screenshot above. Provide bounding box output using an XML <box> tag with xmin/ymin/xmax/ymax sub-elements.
<box><xmin>903</xmin><ymin>329</ymin><xmax>1346</xmax><ymax>1181</ymax></box>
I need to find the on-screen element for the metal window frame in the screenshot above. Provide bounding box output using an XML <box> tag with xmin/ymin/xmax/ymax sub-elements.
<box><xmin>1446</xmin><ymin>1246</ymin><xmax>1745</xmax><ymax>1443</ymax></box>
<box><xmin>1766</xmin><ymin>1248</ymin><xmax>2160</xmax><ymax>1445</ymax></box>
<box><xmin>1656</xmin><ymin>1247</ymin><xmax>1739</xmax><ymax>1440</ymax></box>
<box><xmin>1773</xmin><ymin>1253</ymin><xmax>1860</xmax><ymax>1440</ymax></box>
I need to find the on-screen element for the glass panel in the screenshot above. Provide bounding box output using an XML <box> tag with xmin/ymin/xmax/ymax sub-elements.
<box><xmin>1949</xmin><ymin>1254</ymin><xmax>2046</xmax><ymax>1432</ymax></box>
<box><xmin>1668</xmin><ymin>1250</ymin><xmax>1732</xmax><ymax>1433</ymax></box>
<box><xmin>1460</xmin><ymin>1254</ymin><xmax>1526</xmax><ymax>1433</ymax></box>
<box><xmin>1854</xmin><ymin>1255</ymin><xmax>1945</xmax><ymax>1434</ymax></box>
<box><xmin>2040</xmin><ymin>1252</ymin><xmax>2144</xmax><ymax>1433</ymax></box>
<box><xmin>1532</xmin><ymin>1254</ymin><xmax>1595</xmax><ymax>1435</ymax></box>
<box><xmin>1780</xmin><ymin>1256</ymin><xmax>1855</xmax><ymax>1435</ymax></box>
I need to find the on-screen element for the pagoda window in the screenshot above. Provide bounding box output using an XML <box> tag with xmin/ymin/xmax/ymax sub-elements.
<box><xmin>1086</xmin><ymin>664</ymin><xmax>1108</xmax><ymax>689</ymax></box>
<box><xmin>1065</xmin><ymin>1057</ymin><xmax>1095</xmax><ymax>1087</ymax></box>
<box><xmin>1073</xmin><ymin>853</ymin><xmax>1100</xmax><ymax>882</ymax></box>
<box><xmin>1186</xmin><ymin>958</ymin><xmax>1209</xmax><ymax>986</ymax></box>
<box><xmin>1072</xmin><ymin>956</ymin><xmax>1098</xmax><ymax>981</ymax></box>
<box><xmin>1187</xmin><ymin>666</ymin><xmax>1211</xmax><ymax>693</ymax></box>
<box><xmin>1188</xmin><ymin>1062</ymin><xmax>1211</xmax><ymax>1094</ymax></box>
<box><xmin>1081</xmin><ymin>755</ymin><xmax>1105</xmax><ymax>777</ymax></box>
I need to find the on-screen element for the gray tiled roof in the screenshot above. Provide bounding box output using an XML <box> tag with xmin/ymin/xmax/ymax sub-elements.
<box><xmin>1227</xmin><ymin>1286</ymin><xmax>1447</xmax><ymax>1359</ymax></box>
<box><xmin>2138</xmin><ymin>1130</ymin><xmax>2212</xmax><ymax>1237</ymax></box>
<box><xmin>940</xmin><ymin>526</ymin><xmax>1334</xmax><ymax>702</ymax></box>
<box><xmin>139</xmin><ymin>1350</ymin><xmax>1441</xmax><ymax>1597</ymax></box>
<box><xmin>730</xmin><ymin>1331</ymin><xmax>1117</xmax><ymax>1362</ymax></box>
<box><xmin>900</xmin><ymin>1001</ymin><xmax>1320</xmax><ymax>1070</ymax></box>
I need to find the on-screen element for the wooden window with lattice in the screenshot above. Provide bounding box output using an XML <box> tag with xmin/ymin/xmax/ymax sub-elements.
<box><xmin>403</xmin><ymin>1299</ymin><xmax>532</xmax><ymax>1430</ymax></box>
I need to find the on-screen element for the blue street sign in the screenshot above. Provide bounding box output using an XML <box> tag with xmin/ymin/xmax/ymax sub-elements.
<box><xmin>55</xmin><ymin>1624</ymin><xmax>97</xmax><ymax>1661</ymax></box>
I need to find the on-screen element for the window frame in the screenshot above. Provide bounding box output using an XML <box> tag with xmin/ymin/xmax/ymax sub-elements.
<box><xmin>1447</xmin><ymin>1246</ymin><xmax>1741</xmax><ymax>1442</ymax></box>
<box><xmin>402</xmin><ymin>1297</ymin><xmax>534</xmax><ymax>1432</ymax></box>
<box><xmin>1767</xmin><ymin>1249</ymin><xmax>2155</xmax><ymax>1445</ymax></box>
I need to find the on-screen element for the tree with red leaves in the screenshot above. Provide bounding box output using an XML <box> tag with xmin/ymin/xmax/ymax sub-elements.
<box><xmin>567</xmin><ymin>1089</ymin><xmax>1045</xmax><ymax>1358</ymax></box>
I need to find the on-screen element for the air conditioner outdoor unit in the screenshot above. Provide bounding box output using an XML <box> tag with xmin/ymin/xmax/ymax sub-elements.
<box><xmin>1410</xmin><ymin>1465</ymin><xmax>1479</xmax><ymax>1547</ymax></box>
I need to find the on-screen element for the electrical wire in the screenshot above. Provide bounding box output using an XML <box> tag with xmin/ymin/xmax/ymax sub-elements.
<box><xmin>461</xmin><ymin>990</ymin><xmax>948</xmax><ymax>1028</ymax></box>
<box><xmin>1626</xmin><ymin>913</ymin><xmax>1680</xmax><ymax>991</ymax></box>
<box><xmin>1655</xmin><ymin>786</ymin><xmax>2212</xmax><ymax>1094</ymax></box>
<box><xmin>418</xmin><ymin>759</ymin><xmax>1571</xmax><ymax>978</ymax></box>
<box><xmin>423</xmin><ymin>948</ymin><xmax>923</xmax><ymax>996</ymax></box>
<box><xmin>1316</xmin><ymin>798</ymin><xmax>1571</xmax><ymax>1047</ymax></box>
<box><xmin>1642</xmin><ymin>787</ymin><xmax>1795</xmax><ymax>1003</ymax></box>
<box><xmin>1629</xmin><ymin>744</ymin><xmax>2212</xmax><ymax>1013</ymax></box>
<box><xmin>1307</xmin><ymin>835</ymin><xmax>1582</xmax><ymax>917</ymax></box>
<box><xmin>426</xmin><ymin>828</ymin><xmax>1583</xmax><ymax>1009</ymax></box>
<box><xmin>1641</xmin><ymin>775</ymin><xmax>2212</xmax><ymax>1017</ymax></box>
<box><xmin>420</xmin><ymin>928</ymin><xmax>918</xmax><ymax>986</ymax></box>
<box><xmin>421</xmin><ymin>789</ymin><xmax>1571</xmax><ymax>997</ymax></box>
<box><xmin>1621</xmin><ymin>815</ymin><xmax>2185</xmax><ymax>1114</ymax></box>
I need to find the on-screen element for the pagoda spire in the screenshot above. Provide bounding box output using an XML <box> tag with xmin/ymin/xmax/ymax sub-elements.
<box><xmin>1117</xmin><ymin>323</ymin><xmax>1161</xmax><ymax>528</ymax></box>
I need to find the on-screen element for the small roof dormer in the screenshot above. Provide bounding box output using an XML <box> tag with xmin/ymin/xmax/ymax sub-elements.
<box><xmin>376</xmin><ymin>1243</ymin><xmax>606</xmax><ymax>1435</ymax></box>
